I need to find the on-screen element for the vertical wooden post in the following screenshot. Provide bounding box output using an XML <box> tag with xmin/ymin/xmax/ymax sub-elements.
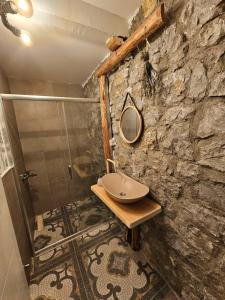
<box><xmin>125</xmin><ymin>227</ymin><xmax>141</xmax><ymax>251</ymax></box>
<box><xmin>99</xmin><ymin>75</ymin><xmax>111</xmax><ymax>163</ymax></box>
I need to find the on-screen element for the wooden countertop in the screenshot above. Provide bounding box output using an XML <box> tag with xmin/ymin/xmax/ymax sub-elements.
<box><xmin>91</xmin><ymin>185</ymin><xmax>162</xmax><ymax>229</ymax></box>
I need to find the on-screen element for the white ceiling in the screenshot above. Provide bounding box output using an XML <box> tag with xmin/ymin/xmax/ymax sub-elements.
<box><xmin>0</xmin><ymin>0</ymin><xmax>140</xmax><ymax>85</ymax></box>
<box><xmin>82</xmin><ymin>0</ymin><xmax>140</xmax><ymax>19</ymax></box>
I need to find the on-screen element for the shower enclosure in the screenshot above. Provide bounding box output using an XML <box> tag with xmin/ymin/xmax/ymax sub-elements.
<box><xmin>0</xmin><ymin>94</ymin><xmax>111</xmax><ymax>260</ymax></box>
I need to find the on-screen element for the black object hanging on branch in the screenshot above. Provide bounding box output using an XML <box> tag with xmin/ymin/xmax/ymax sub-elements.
<box><xmin>142</xmin><ymin>51</ymin><xmax>158</xmax><ymax>97</ymax></box>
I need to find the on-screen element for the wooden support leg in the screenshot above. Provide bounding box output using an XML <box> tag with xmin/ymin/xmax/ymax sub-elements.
<box><xmin>125</xmin><ymin>227</ymin><xmax>140</xmax><ymax>251</ymax></box>
<box><xmin>131</xmin><ymin>227</ymin><xmax>140</xmax><ymax>251</ymax></box>
<box><xmin>36</xmin><ymin>214</ymin><xmax>44</xmax><ymax>232</ymax></box>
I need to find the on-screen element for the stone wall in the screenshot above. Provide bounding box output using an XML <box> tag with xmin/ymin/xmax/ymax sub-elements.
<box><xmin>84</xmin><ymin>1</ymin><xmax>225</xmax><ymax>299</ymax></box>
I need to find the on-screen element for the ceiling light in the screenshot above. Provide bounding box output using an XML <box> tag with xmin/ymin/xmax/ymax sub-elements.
<box><xmin>0</xmin><ymin>0</ymin><xmax>33</xmax><ymax>42</ymax></box>
<box><xmin>20</xmin><ymin>30</ymin><xmax>32</xmax><ymax>47</ymax></box>
<box><xmin>13</xmin><ymin>0</ymin><xmax>33</xmax><ymax>17</ymax></box>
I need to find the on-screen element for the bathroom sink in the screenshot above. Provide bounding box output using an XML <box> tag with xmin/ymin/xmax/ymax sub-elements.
<box><xmin>101</xmin><ymin>172</ymin><xmax>149</xmax><ymax>204</ymax></box>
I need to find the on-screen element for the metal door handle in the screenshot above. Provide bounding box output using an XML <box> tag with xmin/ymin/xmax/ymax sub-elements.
<box><xmin>19</xmin><ymin>170</ymin><xmax>37</xmax><ymax>181</ymax></box>
<box><xmin>68</xmin><ymin>165</ymin><xmax>73</xmax><ymax>179</ymax></box>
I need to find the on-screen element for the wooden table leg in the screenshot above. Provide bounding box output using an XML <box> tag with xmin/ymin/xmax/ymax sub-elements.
<box><xmin>125</xmin><ymin>227</ymin><xmax>140</xmax><ymax>251</ymax></box>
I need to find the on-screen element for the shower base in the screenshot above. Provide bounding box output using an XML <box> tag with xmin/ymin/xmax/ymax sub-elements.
<box><xmin>33</xmin><ymin>194</ymin><xmax>113</xmax><ymax>253</ymax></box>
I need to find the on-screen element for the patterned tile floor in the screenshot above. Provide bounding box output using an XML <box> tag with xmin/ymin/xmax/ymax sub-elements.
<box><xmin>30</xmin><ymin>220</ymin><xmax>175</xmax><ymax>300</ymax></box>
<box><xmin>33</xmin><ymin>195</ymin><xmax>113</xmax><ymax>251</ymax></box>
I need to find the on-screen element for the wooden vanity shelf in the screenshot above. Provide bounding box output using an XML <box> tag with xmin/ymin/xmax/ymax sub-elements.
<box><xmin>91</xmin><ymin>184</ymin><xmax>162</xmax><ymax>250</ymax></box>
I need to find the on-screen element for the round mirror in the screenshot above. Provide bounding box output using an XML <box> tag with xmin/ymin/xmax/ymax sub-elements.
<box><xmin>119</xmin><ymin>106</ymin><xmax>143</xmax><ymax>144</ymax></box>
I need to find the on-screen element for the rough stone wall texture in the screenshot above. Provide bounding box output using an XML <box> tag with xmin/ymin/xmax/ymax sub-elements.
<box><xmin>84</xmin><ymin>0</ymin><xmax>225</xmax><ymax>299</ymax></box>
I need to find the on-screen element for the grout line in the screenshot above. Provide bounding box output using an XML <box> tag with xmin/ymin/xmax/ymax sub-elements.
<box><xmin>150</xmin><ymin>283</ymin><xmax>168</xmax><ymax>300</ymax></box>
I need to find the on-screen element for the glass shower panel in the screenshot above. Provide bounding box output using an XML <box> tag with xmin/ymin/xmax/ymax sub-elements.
<box><xmin>13</xmin><ymin>100</ymin><xmax>71</xmax><ymax>215</ymax></box>
<box><xmin>12</xmin><ymin>98</ymin><xmax>110</xmax><ymax>253</ymax></box>
<box><xmin>63</xmin><ymin>101</ymin><xmax>109</xmax><ymax>233</ymax></box>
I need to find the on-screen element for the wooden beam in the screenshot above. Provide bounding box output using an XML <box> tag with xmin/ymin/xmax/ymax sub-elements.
<box><xmin>97</xmin><ymin>4</ymin><xmax>165</xmax><ymax>77</ymax></box>
<box><xmin>99</xmin><ymin>75</ymin><xmax>111</xmax><ymax>162</ymax></box>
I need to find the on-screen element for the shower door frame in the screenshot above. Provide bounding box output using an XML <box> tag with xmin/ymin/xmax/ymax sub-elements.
<box><xmin>0</xmin><ymin>93</ymin><xmax>100</xmax><ymax>257</ymax></box>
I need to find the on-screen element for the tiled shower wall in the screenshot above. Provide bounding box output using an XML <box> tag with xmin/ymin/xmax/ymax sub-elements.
<box><xmin>0</xmin><ymin>67</ymin><xmax>30</xmax><ymax>300</ymax></box>
<box><xmin>2</xmin><ymin>99</ymin><xmax>33</xmax><ymax>267</ymax></box>
<box><xmin>8</xmin><ymin>77</ymin><xmax>84</xmax><ymax>98</ymax></box>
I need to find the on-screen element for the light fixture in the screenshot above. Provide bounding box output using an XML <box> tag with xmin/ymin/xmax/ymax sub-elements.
<box><xmin>20</xmin><ymin>30</ymin><xmax>32</xmax><ymax>46</ymax></box>
<box><xmin>13</xmin><ymin>0</ymin><xmax>33</xmax><ymax>17</ymax></box>
<box><xmin>0</xmin><ymin>0</ymin><xmax>33</xmax><ymax>45</ymax></box>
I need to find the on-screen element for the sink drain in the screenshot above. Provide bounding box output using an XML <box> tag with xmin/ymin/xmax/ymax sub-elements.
<box><xmin>120</xmin><ymin>192</ymin><xmax>126</xmax><ymax>196</ymax></box>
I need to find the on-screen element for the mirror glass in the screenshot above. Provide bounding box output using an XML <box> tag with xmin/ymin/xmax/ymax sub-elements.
<box><xmin>120</xmin><ymin>106</ymin><xmax>142</xmax><ymax>143</ymax></box>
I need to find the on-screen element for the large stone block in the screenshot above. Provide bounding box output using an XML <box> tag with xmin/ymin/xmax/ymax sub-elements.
<box><xmin>192</xmin><ymin>98</ymin><xmax>225</xmax><ymax>170</ymax></box>
<box><xmin>140</xmin><ymin>128</ymin><xmax>158</xmax><ymax>151</ymax></box>
<box><xmin>188</xmin><ymin>61</ymin><xmax>207</xmax><ymax>99</ymax></box>
<box><xmin>144</xmin><ymin>105</ymin><xmax>162</xmax><ymax>126</ymax></box>
<box><xmin>162</xmin><ymin>67</ymin><xmax>191</xmax><ymax>104</ymax></box>
<box><xmin>192</xmin><ymin>182</ymin><xmax>225</xmax><ymax>213</ymax></box>
<box><xmin>179</xmin><ymin>202</ymin><xmax>225</xmax><ymax>240</ymax></box>
<box><xmin>161</xmin><ymin>24</ymin><xmax>184</xmax><ymax>55</ymax></box>
<box><xmin>199</xmin><ymin>17</ymin><xmax>225</xmax><ymax>47</ymax></box>
<box><xmin>193</xmin><ymin>98</ymin><xmax>225</xmax><ymax>138</ymax></box>
<box><xmin>158</xmin><ymin>122</ymin><xmax>194</xmax><ymax>160</ymax></box>
<box><xmin>129</xmin><ymin>52</ymin><xmax>145</xmax><ymax>85</ymax></box>
<box><xmin>176</xmin><ymin>161</ymin><xmax>200</xmax><ymax>181</ymax></box>
<box><xmin>209</xmin><ymin>72</ymin><xmax>225</xmax><ymax>97</ymax></box>
<box><xmin>201</xmin><ymin>167</ymin><xmax>225</xmax><ymax>184</ymax></box>
<box><xmin>180</xmin><ymin>0</ymin><xmax>222</xmax><ymax>39</ymax></box>
<box><xmin>196</xmin><ymin>136</ymin><xmax>225</xmax><ymax>172</ymax></box>
<box><xmin>160</xmin><ymin>104</ymin><xmax>196</xmax><ymax>125</ymax></box>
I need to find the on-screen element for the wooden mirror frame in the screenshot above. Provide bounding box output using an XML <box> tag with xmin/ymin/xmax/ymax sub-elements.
<box><xmin>119</xmin><ymin>105</ymin><xmax>143</xmax><ymax>144</ymax></box>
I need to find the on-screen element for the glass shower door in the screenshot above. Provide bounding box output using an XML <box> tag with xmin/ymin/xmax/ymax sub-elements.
<box><xmin>13</xmin><ymin>100</ymin><xmax>71</xmax><ymax>214</ymax></box>
<box><xmin>63</xmin><ymin>101</ymin><xmax>111</xmax><ymax>233</ymax></box>
<box><xmin>12</xmin><ymin>98</ymin><xmax>110</xmax><ymax>254</ymax></box>
<box><xmin>13</xmin><ymin>99</ymin><xmax>73</xmax><ymax>252</ymax></box>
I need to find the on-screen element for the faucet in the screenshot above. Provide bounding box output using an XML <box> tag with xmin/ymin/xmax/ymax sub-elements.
<box><xmin>97</xmin><ymin>159</ymin><xmax>116</xmax><ymax>186</ymax></box>
<box><xmin>106</xmin><ymin>159</ymin><xmax>116</xmax><ymax>174</ymax></box>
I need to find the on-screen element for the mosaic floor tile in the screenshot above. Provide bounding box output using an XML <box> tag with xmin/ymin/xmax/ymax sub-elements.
<box><xmin>33</xmin><ymin>195</ymin><xmax>113</xmax><ymax>251</ymax></box>
<box><xmin>30</xmin><ymin>257</ymin><xmax>79</xmax><ymax>300</ymax></box>
<box><xmin>30</xmin><ymin>220</ymin><xmax>172</xmax><ymax>300</ymax></box>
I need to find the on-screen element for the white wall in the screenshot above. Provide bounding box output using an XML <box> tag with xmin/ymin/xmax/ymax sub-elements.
<box><xmin>0</xmin><ymin>68</ymin><xmax>31</xmax><ymax>300</ymax></box>
<box><xmin>0</xmin><ymin>69</ymin><xmax>9</xmax><ymax>93</ymax></box>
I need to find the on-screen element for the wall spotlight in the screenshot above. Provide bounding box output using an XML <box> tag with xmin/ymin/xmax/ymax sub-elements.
<box><xmin>20</xmin><ymin>29</ymin><xmax>32</xmax><ymax>46</ymax></box>
<box><xmin>13</xmin><ymin>0</ymin><xmax>33</xmax><ymax>17</ymax></box>
<box><xmin>0</xmin><ymin>0</ymin><xmax>33</xmax><ymax>45</ymax></box>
